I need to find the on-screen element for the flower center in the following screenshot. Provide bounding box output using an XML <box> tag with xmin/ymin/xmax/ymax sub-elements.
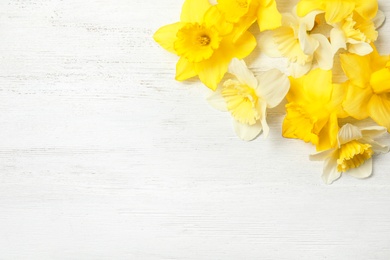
<box><xmin>198</xmin><ymin>35</ymin><xmax>211</xmax><ymax>46</ymax></box>
<box><xmin>174</xmin><ymin>23</ymin><xmax>221</xmax><ymax>63</ymax></box>
<box><xmin>337</xmin><ymin>140</ymin><xmax>373</xmax><ymax>172</ymax></box>
<box><xmin>222</xmin><ymin>79</ymin><xmax>260</xmax><ymax>125</ymax></box>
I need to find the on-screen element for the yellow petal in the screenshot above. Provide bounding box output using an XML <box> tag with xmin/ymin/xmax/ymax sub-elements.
<box><xmin>324</xmin><ymin>1</ymin><xmax>355</xmax><ymax>24</ymax></box>
<box><xmin>297</xmin><ymin>0</ymin><xmax>324</xmax><ymax>18</ymax></box>
<box><xmin>175</xmin><ymin>57</ymin><xmax>197</xmax><ymax>81</ymax></box>
<box><xmin>370</xmin><ymin>44</ymin><xmax>390</xmax><ymax>71</ymax></box>
<box><xmin>317</xmin><ymin>112</ymin><xmax>339</xmax><ymax>151</ymax></box>
<box><xmin>217</xmin><ymin>0</ymin><xmax>251</xmax><ymax>23</ymax></box>
<box><xmin>342</xmin><ymin>83</ymin><xmax>372</xmax><ymax>119</ymax></box>
<box><xmin>230</xmin><ymin>31</ymin><xmax>257</xmax><ymax>59</ymax></box>
<box><xmin>370</xmin><ymin>68</ymin><xmax>390</xmax><ymax>94</ymax></box>
<box><xmin>340</xmin><ymin>53</ymin><xmax>370</xmax><ymax>88</ymax></box>
<box><xmin>367</xmin><ymin>94</ymin><xmax>390</xmax><ymax>131</ymax></box>
<box><xmin>180</xmin><ymin>0</ymin><xmax>211</xmax><ymax>23</ymax></box>
<box><xmin>354</xmin><ymin>0</ymin><xmax>378</xmax><ymax>20</ymax></box>
<box><xmin>257</xmin><ymin>0</ymin><xmax>282</xmax><ymax>31</ymax></box>
<box><xmin>153</xmin><ymin>22</ymin><xmax>185</xmax><ymax>54</ymax></box>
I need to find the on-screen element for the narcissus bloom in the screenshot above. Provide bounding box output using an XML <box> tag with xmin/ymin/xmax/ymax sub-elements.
<box><xmin>259</xmin><ymin>8</ymin><xmax>333</xmax><ymax>77</ymax></box>
<box><xmin>297</xmin><ymin>0</ymin><xmax>378</xmax><ymax>24</ymax></box>
<box><xmin>153</xmin><ymin>0</ymin><xmax>256</xmax><ymax>90</ymax></box>
<box><xmin>208</xmin><ymin>58</ymin><xmax>289</xmax><ymax>141</ymax></box>
<box><xmin>282</xmin><ymin>69</ymin><xmax>346</xmax><ymax>151</ymax></box>
<box><xmin>310</xmin><ymin>123</ymin><xmax>389</xmax><ymax>184</ymax></box>
<box><xmin>330</xmin><ymin>10</ymin><xmax>385</xmax><ymax>55</ymax></box>
<box><xmin>340</xmin><ymin>47</ymin><xmax>390</xmax><ymax>131</ymax></box>
<box><xmin>217</xmin><ymin>0</ymin><xmax>282</xmax><ymax>33</ymax></box>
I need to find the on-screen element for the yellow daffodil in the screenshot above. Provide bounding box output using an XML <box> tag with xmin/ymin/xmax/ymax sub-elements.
<box><xmin>282</xmin><ymin>69</ymin><xmax>347</xmax><ymax>151</ymax></box>
<box><xmin>297</xmin><ymin>0</ymin><xmax>378</xmax><ymax>24</ymax></box>
<box><xmin>310</xmin><ymin>123</ymin><xmax>389</xmax><ymax>184</ymax></box>
<box><xmin>153</xmin><ymin>0</ymin><xmax>257</xmax><ymax>90</ymax></box>
<box><xmin>340</xmin><ymin>47</ymin><xmax>390</xmax><ymax>131</ymax></box>
<box><xmin>208</xmin><ymin>58</ymin><xmax>290</xmax><ymax>141</ymax></box>
<box><xmin>330</xmin><ymin>10</ymin><xmax>385</xmax><ymax>55</ymax></box>
<box><xmin>259</xmin><ymin>8</ymin><xmax>333</xmax><ymax>77</ymax></box>
<box><xmin>217</xmin><ymin>0</ymin><xmax>281</xmax><ymax>33</ymax></box>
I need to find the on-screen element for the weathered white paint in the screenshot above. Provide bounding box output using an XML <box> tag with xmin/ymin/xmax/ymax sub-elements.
<box><xmin>1</xmin><ymin>0</ymin><xmax>390</xmax><ymax>259</ymax></box>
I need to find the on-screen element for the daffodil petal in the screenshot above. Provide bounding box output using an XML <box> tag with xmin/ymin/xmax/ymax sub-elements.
<box><xmin>288</xmin><ymin>61</ymin><xmax>312</xmax><ymax>78</ymax></box>
<box><xmin>232</xmin><ymin>31</ymin><xmax>257</xmax><ymax>59</ymax></box>
<box><xmin>360</xmin><ymin>125</ymin><xmax>388</xmax><ymax>139</ymax></box>
<box><xmin>342</xmin><ymin>83</ymin><xmax>371</xmax><ymax>119</ymax></box>
<box><xmin>338</xmin><ymin>123</ymin><xmax>363</xmax><ymax>146</ymax></box>
<box><xmin>367</xmin><ymin>94</ymin><xmax>390</xmax><ymax>131</ymax></box>
<box><xmin>257</xmin><ymin>0</ymin><xmax>282</xmax><ymax>31</ymax></box>
<box><xmin>228</xmin><ymin>58</ymin><xmax>257</xmax><ymax>88</ymax></box>
<box><xmin>330</xmin><ymin>28</ymin><xmax>347</xmax><ymax>54</ymax></box>
<box><xmin>360</xmin><ymin>138</ymin><xmax>389</xmax><ymax>154</ymax></box>
<box><xmin>317</xmin><ymin>112</ymin><xmax>338</xmax><ymax>151</ymax></box>
<box><xmin>257</xmin><ymin>31</ymin><xmax>282</xmax><ymax>57</ymax></box>
<box><xmin>311</xmin><ymin>34</ymin><xmax>333</xmax><ymax>70</ymax></box>
<box><xmin>373</xmin><ymin>10</ymin><xmax>386</xmax><ymax>29</ymax></box>
<box><xmin>340</xmin><ymin>53</ymin><xmax>370</xmax><ymax>88</ymax></box>
<box><xmin>322</xmin><ymin>154</ymin><xmax>341</xmax><ymax>184</ymax></box>
<box><xmin>310</xmin><ymin>149</ymin><xmax>334</xmax><ymax>161</ymax></box>
<box><xmin>325</xmin><ymin>1</ymin><xmax>355</xmax><ymax>24</ymax></box>
<box><xmin>259</xmin><ymin>101</ymin><xmax>269</xmax><ymax>138</ymax></box>
<box><xmin>233</xmin><ymin>120</ymin><xmax>262</xmax><ymax>141</ymax></box>
<box><xmin>354</xmin><ymin>0</ymin><xmax>378</xmax><ymax>21</ymax></box>
<box><xmin>180</xmin><ymin>0</ymin><xmax>211</xmax><ymax>23</ymax></box>
<box><xmin>301</xmin><ymin>11</ymin><xmax>324</xmax><ymax>30</ymax></box>
<box><xmin>346</xmin><ymin>157</ymin><xmax>372</xmax><ymax>179</ymax></box>
<box><xmin>297</xmin><ymin>0</ymin><xmax>324</xmax><ymax>18</ymax></box>
<box><xmin>207</xmin><ymin>88</ymin><xmax>228</xmax><ymax>112</ymax></box>
<box><xmin>153</xmin><ymin>22</ymin><xmax>185</xmax><ymax>54</ymax></box>
<box><xmin>299</xmin><ymin>25</ymin><xmax>319</xmax><ymax>55</ymax></box>
<box><xmin>176</xmin><ymin>57</ymin><xmax>197</xmax><ymax>81</ymax></box>
<box><xmin>256</xmin><ymin>69</ymin><xmax>290</xmax><ymax>108</ymax></box>
<box><xmin>348</xmin><ymin>42</ymin><xmax>373</xmax><ymax>56</ymax></box>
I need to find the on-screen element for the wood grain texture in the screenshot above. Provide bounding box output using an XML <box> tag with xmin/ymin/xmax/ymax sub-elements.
<box><xmin>1</xmin><ymin>0</ymin><xmax>390</xmax><ymax>259</ymax></box>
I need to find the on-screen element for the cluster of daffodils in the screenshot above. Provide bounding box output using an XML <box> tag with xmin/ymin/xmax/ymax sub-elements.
<box><xmin>154</xmin><ymin>0</ymin><xmax>390</xmax><ymax>184</ymax></box>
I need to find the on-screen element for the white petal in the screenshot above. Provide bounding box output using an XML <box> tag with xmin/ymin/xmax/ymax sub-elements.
<box><xmin>259</xmin><ymin>101</ymin><xmax>269</xmax><ymax>138</ymax></box>
<box><xmin>311</xmin><ymin>34</ymin><xmax>334</xmax><ymax>70</ymax></box>
<box><xmin>330</xmin><ymin>28</ymin><xmax>347</xmax><ymax>54</ymax></box>
<box><xmin>369</xmin><ymin>140</ymin><xmax>389</xmax><ymax>154</ymax></box>
<box><xmin>299</xmin><ymin>25</ymin><xmax>319</xmax><ymax>55</ymax></box>
<box><xmin>360</xmin><ymin>125</ymin><xmax>388</xmax><ymax>139</ymax></box>
<box><xmin>207</xmin><ymin>88</ymin><xmax>228</xmax><ymax>112</ymax></box>
<box><xmin>288</xmin><ymin>61</ymin><xmax>312</xmax><ymax>77</ymax></box>
<box><xmin>281</xmin><ymin>13</ymin><xmax>298</xmax><ymax>27</ymax></box>
<box><xmin>338</xmin><ymin>123</ymin><xmax>363</xmax><ymax>146</ymax></box>
<box><xmin>300</xmin><ymin>10</ymin><xmax>324</xmax><ymax>30</ymax></box>
<box><xmin>228</xmin><ymin>58</ymin><xmax>257</xmax><ymax>88</ymax></box>
<box><xmin>322</xmin><ymin>155</ymin><xmax>341</xmax><ymax>184</ymax></box>
<box><xmin>255</xmin><ymin>69</ymin><xmax>290</xmax><ymax>108</ymax></box>
<box><xmin>346</xmin><ymin>158</ymin><xmax>372</xmax><ymax>179</ymax></box>
<box><xmin>310</xmin><ymin>149</ymin><xmax>335</xmax><ymax>161</ymax></box>
<box><xmin>348</xmin><ymin>42</ymin><xmax>373</xmax><ymax>56</ymax></box>
<box><xmin>233</xmin><ymin>120</ymin><xmax>262</xmax><ymax>141</ymax></box>
<box><xmin>373</xmin><ymin>10</ymin><xmax>386</xmax><ymax>29</ymax></box>
<box><xmin>257</xmin><ymin>30</ymin><xmax>282</xmax><ymax>57</ymax></box>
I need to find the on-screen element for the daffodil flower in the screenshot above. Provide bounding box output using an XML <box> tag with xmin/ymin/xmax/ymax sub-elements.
<box><xmin>340</xmin><ymin>47</ymin><xmax>390</xmax><ymax>131</ymax></box>
<box><xmin>153</xmin><ymin>0</ymin><xmax>257</xmax><ymax>90</ymax></box>
<box><xmin>297</xmin><ymin>0</ymin><xmax>378</xmax><ymax>24</ymax></box>
<box><xmin>330</xmin><ymin>10</ymin><xmax>385</xmax><ymax>55</ymax></box>
<box><xmin>259</xmin><ymin>8</ymin><xmax>333</xmax><ymax>77</ymax></box>
<box><xmin>208</xmin><ymin>58</ymin><xmax>290</xmax><ymax>141</ymax></box>
<box><xmin>310</xmin><ymin>123</ymin><xmax>389</xmax><ymax>184</ymax></box>
<box><xmin>282</xmin><ymin>69</ymin><xmax>347</xmax><ymax>151</ymax></box>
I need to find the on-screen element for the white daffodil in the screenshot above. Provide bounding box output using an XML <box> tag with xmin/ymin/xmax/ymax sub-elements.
<box><xmin>208</xmin><ymin>58</ymin><xmax>290</xmax><ymax>141</ymax></box>
<box><xmin>310</xmin><ymin>123</ymin><xmax>389</xmax><ymax>184</ymax></box>
<box><xmin>258</xmin><ymin>7</ymin><xmax>333</xmax><ymax>77</ymax></box>
<box><xmin>330</xmin><ymin>10</ymin><xmax>385</xmax><ymax>56</ymax></box>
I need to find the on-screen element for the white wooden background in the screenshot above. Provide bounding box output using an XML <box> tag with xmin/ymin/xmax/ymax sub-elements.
<box><xmin>1</xmin><ymin>0</ymin><xmax>390</xmax><ymax>259</ymax></box>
